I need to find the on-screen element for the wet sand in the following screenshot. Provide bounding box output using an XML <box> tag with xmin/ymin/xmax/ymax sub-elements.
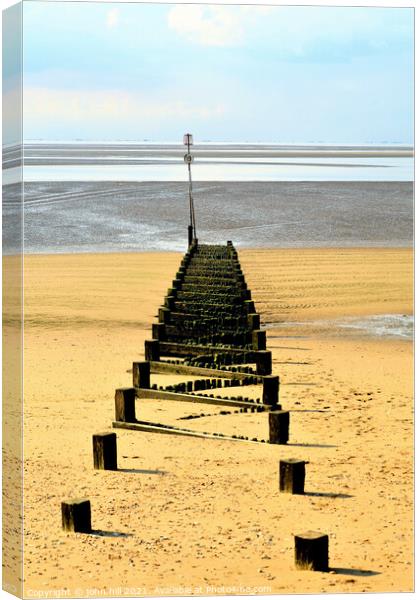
<box><xmin>3</xmin><ymin>181</ymin><xmax>413</xmax><ymax>254</ymax></box>
<box><xmin>7</xmin><ymin>246</ymin><xmax>412</xmax><ymax>596</ymax></box>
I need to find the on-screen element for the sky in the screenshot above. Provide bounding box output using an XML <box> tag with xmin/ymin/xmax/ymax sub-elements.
<box><xmin>6</xmin><ymin>1</ymin><xmax>415</xmax><ymax>143</ymax></box>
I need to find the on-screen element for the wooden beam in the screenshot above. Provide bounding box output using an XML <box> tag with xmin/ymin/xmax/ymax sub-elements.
<box><xmin>112</xmin><ymin>420</ymin><xmax>265</xmax><ymax>443</ymax></box>
<box><xmin>135</xmin><ymin>387</ymin><xmax>270</xmax><ymax>409</ymax></box>
<box><xmin>149</xmin><ymin>360</ymin><xmax>261</xmax><ymax>381</ymax></box>
<box><xmin>159</xmin><ymin>341</ymin><xmax>253</xmax><ymax>357</ymax></box>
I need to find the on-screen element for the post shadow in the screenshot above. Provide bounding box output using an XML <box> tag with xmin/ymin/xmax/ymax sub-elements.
<box><xmin>117</xmin><ymin>468</ymin><xmax>166</xmax><ymax>475</ymax></box>
<box><xmin>304</xmin><ymin>491</ymin><xmax>353</xmax><ymax>499</ymax></box>
<box><xmin>290</xmin><ymin>409</ymin><xmax>330</xmax><ymax>413</ymax></box>
<box><xmin>89</xmin><ymin>530</ymin><xmax>133</xmax><ymax>538</ymax></box>
<box><xmin>275</xmin><ymin>361</ymin><xmax>312</xmax><ymax>366</ymax></box>
<box><xmin>281</xmin><ymin>382</ymin><xmax>319</xmax><ymax>386</ymax></box>
<box><xmin>287</xmin><ymin>442</ymin><xmax>337</xmax><ymax>448</ymax></box>
<box><xmin>330</xmin><ymin>567</ymin><xmax>380</xmax><ymax>577</ymax></box>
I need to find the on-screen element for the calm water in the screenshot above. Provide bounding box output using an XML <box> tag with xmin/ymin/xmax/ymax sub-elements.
<box><xmin>2</xmin><ymin>142</ymin><xmax>414</xmax><ymax>184</ymax></box>
<box><xmin>3</xmin><ymin>180</ymin><xmax>413</xmax><ymax>254</ymax></box>
<box><xmin>267</xmin><ymin>314</ymin><xmax>414</xmax><ymax>340</ymax></box>
<box><xmin>2</xmin><ymin>143</ymin><xmax>414</xmax><ymax>255</ymax></box>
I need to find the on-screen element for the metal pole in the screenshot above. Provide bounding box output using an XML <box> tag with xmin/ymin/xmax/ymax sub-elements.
<box><xmin>187</xmin><ymin>138</ymin><xmax>192</xmax><ymax>229</ymax></box>
<box><xmin>184</xmin><ymin>133</ymin><xmax>197</xmax><ymax>246</ymax></box>
<box><xmin>187</xmin><ymin>139</ymin><xmax>196</xmax><ymax>240</ymax></box>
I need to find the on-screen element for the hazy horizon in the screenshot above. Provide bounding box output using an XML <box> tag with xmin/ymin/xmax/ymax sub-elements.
<box><xmin>5</xmin><ymin>140</ymin><xmax>415</xmax><ymax>147</ymax></box>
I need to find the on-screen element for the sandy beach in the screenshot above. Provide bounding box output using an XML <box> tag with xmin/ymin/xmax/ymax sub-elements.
<box><xmin>9</xmin><ymin>246</ymin><xmax>412</xmax><ymax>596</ymax></box>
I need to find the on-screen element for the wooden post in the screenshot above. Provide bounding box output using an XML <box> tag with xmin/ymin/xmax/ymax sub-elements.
<box><xmin>247</xmin><ymin>313</ymin><xmax>260</xmax><ymax>330</ymax></box>
<box><xmin>263</xmin><ymin>375</ymin><xmax>279</xmax><ymax>407</ymax></box>
<box><xmin>158</xmin><ymin>307</ymin><xmax>171</xmax><ymax>324</ymax></box>
<box><xmin>280</xmin><ymin>459</ymin><xmax>305</xmax><ymax>494</ymax></box>
<box><xmin>61</xmin><ymin>499</ymin><xmax>92</xmax><ymax>533</ymax></box>
<box><xmin>93</xmin><ymin>433</ymin><xmax>117</xmax><ymax>470</ymax></box>
<box><xmin>152</xmin><ymin>323</ymin><xmax>166</xmax><ymax>341</ymax></box>
<box><xmin>269</xmin><ymin>410</ymin><xmax>289</xmax><ymax>444</ymax></box>
<box><xmin>255</xmin><ymin>351</ymin><xmax>272</xmax><ymax>375</ymax></box>
<box><xmin>133</xmin><ymin>361</ymin><xmax>150</xmax><ymax>389</ymax></box>
<box><xmin>172</xmin><ymin>278</ymin><xmax>183</xmax><ymax>290</ymax></box>
<box><xmin>164</xmin><ymin>295</ymin><xmax>176</xmax><ymax>310</ymax></box>
<box><xmin>115</xmin><ymin>388</ymin><xmax>136</xmax><ymax>423</ymax></box>
<box><xmin>145</xmin><ymin>339</ymin><xmax>160</xmax><ymax>361</ymax></box>
<box><xmin>252</xmin><ymin>330</ymin><xmax>266</xmax><ymax>350</ymax></box>
<box><xmin>294</xmin><ymin>532</ymin><xmax>329</xmax><ymax>571</ymax></box>
<box><xmin>244</xmin><ymin>300</ymin><xmax>255</xmax><ymax>313</ymax></box>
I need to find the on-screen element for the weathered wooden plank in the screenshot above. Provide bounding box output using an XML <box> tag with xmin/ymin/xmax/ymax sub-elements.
<box><xmin>112</xmin><ymin>420</ymin><xmax>265</xmax><ymax>443</ymax></box>
<box><xmin>159</xmin><ymin>341</ymin><xmax>254</xmax><ymax>357</ymax></box>
<box><xmin>135</xmin><ymin>387</ymin><xmax>269</xmax><ymax>409</ymax></box>
<box><xmin>149</xmin><ymin>360</ymin><xmax>259</xmax><ymax>380</ymax></box>
<box><xmin>148</xmin><ymin>361</ymin><xmax>270</xmax><ymax>384</ymax></box>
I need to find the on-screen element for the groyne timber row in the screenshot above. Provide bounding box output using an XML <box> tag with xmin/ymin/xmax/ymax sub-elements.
<box><xmin>112</xmin><ymin>239</ymin><xmax>286</xmax><ymax>443</ymax></box>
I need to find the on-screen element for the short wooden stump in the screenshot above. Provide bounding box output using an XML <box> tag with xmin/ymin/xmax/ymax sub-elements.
<box><xmin>279</xmin><ymin>459</ymin><xmax>305</xmax><ymax>494</ymax></box>
<box><xmin>294</xmin><ymin>531</ymin><xmax>329</xmax><ymax>571</ymax></box>
<box><xmin>62</xmin><ymin>499</ymin><xmax>92</xmax><ymax>533</ymax></box>
<box><xmin>93</xmin><ymin>432</ymin><xmax>117</xmax><ymax>470</ymax></box>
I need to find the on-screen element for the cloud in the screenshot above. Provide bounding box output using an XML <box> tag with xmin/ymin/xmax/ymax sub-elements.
<box><xmin>167</xmin><ymin>4</ymin><xmax>412</xmax><ymax>58</ymax></box>
<box><xmin>23</xmin><ymin>87</ymin><xmax>227</xmax><ymax>124</ymax></box>
<box><xmin>106</xmin><ymin>8</ymin><xmax>119</xmax><ymax>29</ymax></box>
<box><xmin>168</xmin><ymin>5</ymin><xmax>245</xmax><ymax>47</ymax></box>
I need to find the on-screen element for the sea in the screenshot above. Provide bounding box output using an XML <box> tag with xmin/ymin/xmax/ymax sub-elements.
<box><xmin>2</xmin><ymin>142</ymin><xmax>414</xmax><ymax>253</ymax></box>
<box><xmin>2</xmin><ymin>142</ymin><xmax>414</xmax><ymax>339</ymax></box>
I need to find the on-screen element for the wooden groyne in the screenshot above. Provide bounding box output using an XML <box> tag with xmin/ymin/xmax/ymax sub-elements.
<box><xmin>112</xmin><ymin>239</ymin><xmax>281</xmax><ymax>440</ymax></box>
